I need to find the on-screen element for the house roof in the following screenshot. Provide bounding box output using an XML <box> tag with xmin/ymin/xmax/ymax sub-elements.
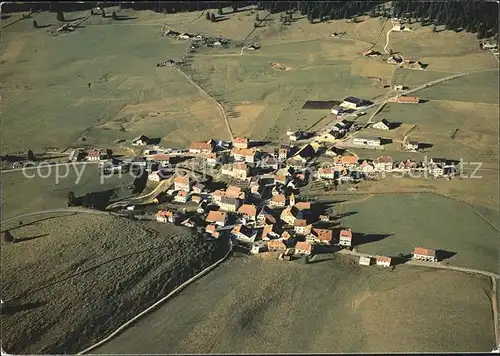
<box><xmin>312</xmin><ymin>228</ymin><xmax>333</xmax><ymax>241</ymax></box>
<box><xmin>87</xmin><ymin>150</ymin><xmax>101</xmax><ymax>157</ymax></box>
<box><xmin>148</xmin><ymin>154</ymin><xmax>170</xmax><ymax>161</ymax></box>
<box><xmin>206</xmin><ymin>211</ymin><xmax>227</xmax><ymax>222</ymax></box>
<box><xmin>174</xmin><ymin>176</ymin><xmax>190</xmax><ymax>185</ymax></box>
<box><xmin>156</xmin><ymin>210</ymin><xmax>174</xmax><ymax>217</ymax></box>
<box><xmin>408</xmin><ymin>140</ymin><xmax>419</xmax><ymax>145</ymax></box>
<box><xmin>319</xmin><ymin>167</ymin><xmax>335</xmax><ymax>174</ymax></box>
<box><xmin>220</xmin><ymin>197</ymin><xmax>240</xmax><ymax>206</ymax></box>
<box><xmin>398</xmin><ymin>96</ymin><xmax>419</xmax><ymax>103</ymax></box>
<box><xmin>261</xmin><ymin>224</ymin><xmax>274</xmax><ymax>238</ymax></box>
<box><xmin>232</xmin><ymin>224</ymin><xmax>253</xmax><ymax>236</ymax></box>
<box><xmin>294</xmin><ymin>219</ymin><xmax>308</xmax><ymax>227</ymax></box>
<box><xmin>177</xmin><ymin>191</ymin><xmax>188</xmax><ymax>197</ymax></box>
<box><xmin>232</xmin><ymin>148</ymin><xmax>255</xmax><ymax>157</ymax></box>
<box><xmin>374</xmin><ymin>156</ymin><xmax>393</xmax><ymax>163</ymax></box>
<box><xmin>189</xmin><ymin>141</ymin><xmax>212</xmax><ymax>150</ymax></box>
<box><xmin>414</xmin><ymin>247</ymin><xmax>436</xmax><ymax>257</ymax></box>
<box><xmin>335</xmin><ymin>155</ymin><xmax>359</xmax><ymax>165</ymax></box>
<box><xmin>343</xmin><ymin>96</ymin><xmax>364</xmax><ymax>104</ymax></box>
<box><xmin>354</xmin><ymin>136</ymin><xmax>380</xmax><ymax>141</ymax></box>
<box><xmin>268</xmin><ymin>238</ymin><xmax>286</xmax><ymax>248</ymax></box>
<box><xmin>376</xmin><ymin>256</ymin><xmax>392</xmax><ymax>263</ymax></box>
<box><xmin>281</xmin><ymin>231</ymin><xmax>292</xmax><ymax>239</ymax></box>
<box><xmin>233</xmin><ymin>162</ymin><xmax>248</xmax><ymax>170</ymax></box>
<box><xmin>295</xmin><ymin>202</ymin><xmax>311</xmax><ymax>210</ymax></box>
<box><xmin>295</xmin><ymin>241</ymin><xmax>312</xmax><ymax>251</ymax></box>
<box><xmin>381</xmin><ymin>119</ymin><xmax>391</xmax><ymax>126</ymax></box>
<box><xmin>272</xmin><ymin>194</ymin><xmax>286</xmax><ymax>203</ymax></box>
<box><xmin>132</xmin><ymin>135</ymin><xmax>150</xmax><ymax>142</ymax></box>
<box><xmin>275</xmin><ymin>174</ymin><xmax>287</xmax><ymax>182</ymax></box>
<box><xmin>340</xmin><ymin>229</ymin><xmax>352</xmax><ymax>239</ymax></box>
<box><xmin>232</xmin><ymin>137</ymin><xmax>249</xmax><ymax>144</ymax></box>
<box><xmin>238</xmin><ymin>204</ymin><xmax>258</xmax><ymax>217</ymax></box>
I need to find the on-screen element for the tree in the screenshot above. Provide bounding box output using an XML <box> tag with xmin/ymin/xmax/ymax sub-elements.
<box><xmin>210</xmin><ymin>13</ymin><xmax>215</xmax><ymax>22</ymax></box>
<box><xmin>205</xmin><ymin>11</ymin><xmax>210</xmax><ymax>21</ymax></box>
<box><xmin>106</xmin><ymin>149</ymin><xmax>113</xmax><ymax>159</ymax></box>
<box><xmin>477</xmin><ymin>27</ymin><xmax>486</xmax><ymax>39</ymax></box>
<box><xmin>369</xmin><ymin>8</ymin><xmax>376</xmax><ymax>17</ymax></box>
<box><xmin>56</xmin><ymin>11</ymin><xmax>64</xmax><ymax>22</ymax></box>
<box><xmin>218</xmin><ymin>6</ymin><xmax>222</xmax><ymax>16</ymax></box>
<box><xmin>432</xmin><ymin>25</ymin><xmax>437</xmax><ymax>32</ymax></box>
<box><xmin>112</xmin><ymin>11</ymin><xmax>117</xmax><ymax>20</ymax></box>
<box><xmin>27</xmin><ymin>149</ymin><xmax>35</xmax><ymax>162</ymax></box>
<box><xmin>33</xmin><ymin>19</ymin><xmax>38</xmax><ymax>28</ymax></box>
<box><xmin>254</xmin><ymin>22</ymin><xmax>258</xmax><ymax>28</ymax></box>
<box><xmin>255</xmin><ymin>13</ymin><xmax>259</xmax><ymax>21</ymax></box>
<box><xmin>232</xmin><ymin>4</ymin><xmax>237</xmax><ymax>13</ymax></box>
<box><xmin>3</xmin><ymin>230</ymin><xmax>14</xmax><ymax>243</ymax></box>
<box><xmin>101</xmin><ymin>9</ymin><xmax>106</xmax><ymax>18</ymax></box>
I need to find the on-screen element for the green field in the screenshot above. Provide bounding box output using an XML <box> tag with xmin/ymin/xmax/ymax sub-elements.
<box><xmin>415</xmin><ymin>71</ymin><xmax>499</xmax><ymax>104</ymax></box>
<box><xmin>338</xmin><ymin>193</ymin><xmax>499</xmax><ymax>273</ymax></box>
<box><xmin>1</xmin><ymin>214</ymin><xmax>226</xmax><ymax>354</ymax></box>
<box><xmin>94</xmin><ymin>254</ymin><xmax>495</xmax><ymax>354</ymax></box>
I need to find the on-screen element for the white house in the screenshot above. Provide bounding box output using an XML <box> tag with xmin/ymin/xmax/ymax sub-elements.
<box><xmin>341</xmin><ymin>96</ymin><xmax>367</xmax><ymax>110</ymax></box>
<box><xmin>403</xmin><ymin>140</ymin><xmax>419</xmax><ymax>151</ymax></box>
<box><xmin>353</xmin><ymin>136</ymin><xmax>381</xmax><ymax>147</ymax></box>
<box><xmin>251</xmin><ymin>241</ymin><xmax>268</xmax><ymax>254</ymax></box>
<box><xmin>373</xmin><ymin>156</ymin><xmax>393</xmax><ymax>171</ymax></box>
<box><xmin>412</xmin><ymin>247</ymin><xmax>437</xmax><ymax>262</ymax></box>
<box><xmin>132</xmin><ymin>135</ymin><xmax>151</xmax><ymax>146</ymax></box>
<box><xmin>375</xmin><ymin>256</ymin><xmax>392</xmax><ymax>267</ymax></box>
<box><xmin>338</xmin><ymin>229</ymin><xmax>352</xmax><ymax>247</ymax></box>
<box><xmin>372</xmin><ymin>119</ymin><xmax>391</xmax><ymax>131</ymax></box>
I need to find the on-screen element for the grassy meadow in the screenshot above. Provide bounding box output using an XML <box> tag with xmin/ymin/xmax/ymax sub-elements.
<box><xmin>338</xmin><ymin>193</ymin><xmax>499</xmax><ymax>273</ymax></box>
<box><xmin>94</xmin><ymin>254</ymin><xmax>496</xmax><ymax>354</ymax></box>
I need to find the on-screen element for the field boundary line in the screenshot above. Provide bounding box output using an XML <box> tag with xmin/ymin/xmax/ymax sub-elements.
<box><xmin>77</xmin><ymin>239</ymin><xmax>233</xmax><ymax>355</ymax></box>
<box><xmin>174</xmin><ymin>66</ymin><xmax>233</xmax><ymax>139</ymax></box>
<box><xmin>492</xmin><ymin>277</ymin><xmax>500</xmax><ymax>349</ymax></box>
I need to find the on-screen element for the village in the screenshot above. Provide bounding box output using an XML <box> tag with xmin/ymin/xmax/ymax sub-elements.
<box><xmin>56</xmin><ymin>93</ymin><xmax>458</xmax><ymax>269</ymax></box>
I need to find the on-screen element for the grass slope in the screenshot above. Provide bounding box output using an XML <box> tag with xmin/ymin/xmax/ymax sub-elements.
<box><xmin>94</xmin><ymin>254</ymin><xmax>495</xmax><ymax>354</ymax></box>
<box><xmin>1</xmin><ymin>214</ymin><xmax>226</xmax><ymax>354</ymax></box>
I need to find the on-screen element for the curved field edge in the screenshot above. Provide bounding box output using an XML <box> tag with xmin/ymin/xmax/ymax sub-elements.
<box><xmin>0</xmin><ymin>214</ymin><xmax>228</xmax><ymax>354</ymax></box>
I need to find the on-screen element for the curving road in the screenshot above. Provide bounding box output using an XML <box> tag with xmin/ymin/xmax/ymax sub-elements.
<box><xmin>77</xmin><ymin>239</ymin><xmax>234</xmax><ymax>355</ymax></box>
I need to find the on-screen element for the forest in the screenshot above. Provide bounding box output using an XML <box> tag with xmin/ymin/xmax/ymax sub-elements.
<box><xmin>2</xmin><ymin>1</ymin><xmax>498</xmax><ymax>39</ymax></box>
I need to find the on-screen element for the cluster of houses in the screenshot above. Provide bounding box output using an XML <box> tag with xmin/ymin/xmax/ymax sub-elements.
<box><xmin>358</xmin><ymin>246</ymin><xmax>438</xmax><ymax>268</ymax></box>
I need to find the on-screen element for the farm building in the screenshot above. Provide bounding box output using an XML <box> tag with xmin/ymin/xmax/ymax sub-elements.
<box><xmin>412</xmin><ymin>247</ymin><xmax>437</xmax><ymax>262</ymax></box>
<box><xmin>397</xmin><ymin>96</ymin><xmax>420</xmax><ymax>104</ymax></box>
<box><xmin>232</xmin><ymin>148</ymin><xmax>255</xmax><ymax>163</ymax></box>
<box><xmin>231</xmin><ymin>224</ymin><xmax>256</xmax><ymax>244</ymax></box>
<box><xmin>331</xmin><ymin>105</ymin><xmax>345</xmax><ymax>115</ymax></box>
<box><xmin>232</xmin><ymin>162</ymin><xmax>249</xmax><ymax>180</ymax></box>
<box><xmin>309</xmin><ymin>228</ymin><xmax>333</xmax><ymax>244</ymax></box>
<box><xmin>341</xmin><ymin>96</ymin><xmax>368</xmax><ymax>109</ymax></box>
<box><xmin>353</xmin><ymin>136</ymin><xmax>381</xmax><ymax>147</ymax></box>
<box><xmin>86</xmin><ymin>150</ymin><xmax>103</xmax><ymax>161</ymax></box>
<box><xmin>359</xmin><ymin>256</ymin><xmax>372</xmax><ymax>266</ymax></box>
<box><xmin>402</xmin><ymin>140</ymin><xmax>419</xmax><ymax>151</ymax></box>
<box><xmin>334</xmin><ymin>155</ymin><xmax>359</xmax><ymax>169</ymax></box>
<box><xmin>375</xmin><ymin>256</ymin><xmax>392</xmax><ymax>267</ymax></box>
<box><xmin>131</xmin><ymin>135</ymin><xmax>151</xmax><ymax>146</ymax></box>
<box><xmin>218</xmin><ymin>197</ymin><xmax>242</xmax><ymax>212</ymax></box>
<box><xmin>189</xmin><ymin>141</ymin><xmax>213</xmax><ymax>154</ymax></box>
<box><xmin>372</xmin><ymin>119</ymin><xmax>391</xmax><ymax>130</ymax></box>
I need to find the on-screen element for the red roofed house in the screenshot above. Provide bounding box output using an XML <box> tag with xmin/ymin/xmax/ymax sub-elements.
<box><xmin>232</xmin><ymin>162</ymin><xmax>249</xmax><ymax>180</ymax></box>
<box><xmin>231</xmin><ymin>224</ymin><xmax>256</xmax><ymax>243</ymax></box>
<box><xmin>156</xmin><ymin>210</ymin><xmax>174</xmax><ymax>223</ymax></box>
<box><xmin>237</xmin><ymin>204</ymin><xmax>258</xmax><ymax>223</ymax></box>
<box><xmin>397</xmin><ymin>96</ymin><xmax>419</xmax><ymax>104</ymax></box>
<box><xmin>189</xmin><ymin>141</ymin><xmax>213</xmax><ymax>154</ymax></box>
<box><xmin>205</xmin><ymin>211</ymin><xmax>228</xmax><ymax>226</ymax></box>
<box><xmin>174</xmin><ymin>190</ymin><xmax>189</xmax><ymax>203</ymax></box>
<box><xmin>339</xmin><ymin>228</ymin><xmax>353</xmax><ymax>247</ymax></box>
<box><xmin>318</xmin><ymin>167</ymin><xmax>336</xmax><ymax>180</ymax></box>
<box><xmin>86</xmin><ymin>150</ymin><xmax>102</xmax><ymax>161</ymax></box>
<box><xmin>334</xmin><ymin>155</ymin><xmax>359</xmax><ymax>169</ymax></box>
<box><xmin>278</xmin><ymin>147</ymin><xmax>289</xmax><ymax>161</ymax></box>
<box><xmin>295</xmin><ymin>202</ymin><xmax>311</xmax><ymax>211</ymax></box>
<box><xmin>268</xmin><ymin>239</ymin><xmax>287</xmax><ymax>251</ymax></box>
<box><xmin>412</xmin><ymin>247</ymin><xmax>437</xmax><ymax>262</ymax></box>
<box><xmin>294</xmin><ymin>219</ymin><xmax>312</xmax><ymax>235</ymax></box>
<box><xmin>375</xmin><ymin>256</ymin><xmax>392</xmax><ymax>267</ymax></box>
<box><xmin>373</xmin><ymin>156</ymin><xmax>394</xmax><ymax>171</ymax></box>
<box><xmin>269</xmin><ymin>193</ymin><xmax>287</xmax><ymax>208</ymax></box>
<box><xmin>309</xmin><ymin>228</ymin><xmax>333</xmax><ymax>245</ymax></box>
<box><xmin>295</xmin><ymin>241</ymin><xmax>313</xmax><ymax>255</ymax></box>
<box><xmin>232</xmin><ymin>148</ymin><xmax>255</xmax><ymax>163</ymax></box>
<box><xmin>205</xmin><ymin>224</ymin><xmax>220</xmax><ymax>238</ymax></box>
<box><xmin>261</xmin><ymin>224</ymin><xmax>279</xmax><ymax>240</ymax></box>
<box><xmin>233</xmin><ymin>137</ymin><xmax>249</xmax><ymax>149</ymax></box>
<box><xmin>174</xmin><ymin>176</ymin><xmax>192</xmax><ymax>192</ymax></box>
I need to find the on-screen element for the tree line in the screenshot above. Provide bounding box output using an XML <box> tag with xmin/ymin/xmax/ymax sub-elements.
<box><xmin>5</xmin><ymin>1</ymin><xmax>497</xmax><ymax>39</ymax></box>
